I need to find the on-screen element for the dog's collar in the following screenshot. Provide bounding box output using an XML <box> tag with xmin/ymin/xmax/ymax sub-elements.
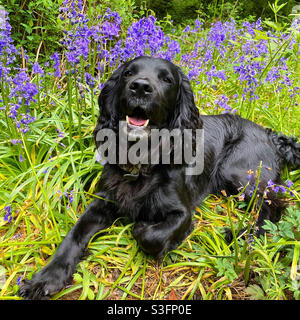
<box><xmin>123</xmin><ymin>172</ymin><xmax>140</xmax><ymax>181</ymax></box>
<box><xmin>119</xmin><ymin>163</ymin><xmax>152</xmax><ymax>181</ymax></box>
<box><xmin>118</xmin><ymin>163</ymin><xmax>140</xmax><ymax>181</ymax></box>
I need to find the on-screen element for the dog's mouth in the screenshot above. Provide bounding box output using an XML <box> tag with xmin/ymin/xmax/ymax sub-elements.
<box><xmin>126</xmin><ymin>116</ymin><xmax>149</xmax><ymax>127</ymax></box>
<box><xmin>126</xmin><ymin>107</ymin><xmax>149</xmax><ymax>128</ymax></box>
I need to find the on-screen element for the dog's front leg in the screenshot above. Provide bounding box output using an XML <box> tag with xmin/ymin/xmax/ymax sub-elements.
<box><xmin>133</xmin><ymin>208</ymin><xmax>192</xmax><ymax>259</ymax></box>
<box><xmin>19</xmin><ymin>194</ymin><xmax>116</xmax><ymax>300</ymax></box>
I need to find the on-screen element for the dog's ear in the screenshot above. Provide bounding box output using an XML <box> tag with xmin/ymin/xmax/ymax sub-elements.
<box><xmin>93</xmin><ymin>62</ymin><xmax>128</xmax><ymax>148</ymax></box>
<box><xmin>169</xmin><ymin>68</ymin><xmax>202</xmax><ymax>131</ymax></box>
<box><xmin>93</xmin><ymin>62</ymin><xmax>128</xmax><ymax>151</ymax></box>
<box><xmin>97</xmin><ymin>62</ymin><xmax>128</xmax><ymax>128</ymax></box>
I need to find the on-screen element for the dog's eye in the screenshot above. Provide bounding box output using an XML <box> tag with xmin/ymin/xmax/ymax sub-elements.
<box><xmin>124</xmin><ymin>70</ymin><xmax>133</xmax><ymax>78</ymax></box>
<box><xmin>163</xmin><ymin>76</ymin><xmax>172</xmax><ymax>84</ymax></box>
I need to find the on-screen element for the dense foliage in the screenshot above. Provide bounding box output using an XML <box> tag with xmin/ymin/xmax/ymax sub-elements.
<box><xmin>0</xmin><ymin>0</ymin><xmax>299</xmax><ymax>300</ymax></box>
<box><xmin>137</xmin><ymin>0</ymin><xmax>298</xmax><ymax>24</ymax></box>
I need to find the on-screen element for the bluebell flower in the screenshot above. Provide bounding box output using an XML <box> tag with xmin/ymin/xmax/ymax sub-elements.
<box><xmin>16</xmin><ymin>277</ymin><xmax>22</xmax><ymax>286</ymax></box>
<box><xmin>286</xmin><ymin>180</ymin><xmax>293</xmax><ymax>188</ymax></box>
<box><xmin>43</xmin><ymin>167</ymin><xmax>49</xmax><ymax>174</ymax></box>
<box><xmin>32</xmin><ymin>62</ymin><xmax>44</xmax><ymax>76</ymax></box>
<box><xmin>0</xmin><ymin>9</ymin><xmax>18</xmax><ymax>74</ymax></box>
<box><xmin>85</xmin><ymin>72</ymin><xmax>95</xmax><ymax>88</ymax></box>
<box><xmin>3</xmin><ymin>205</ymin><xmax>12</xmax><ymax>223</ymax></box>
<box><xmin>183</xmin><ymin>25</ymin><xmax>191</xmax><ymax>33</ymax></box>
<box><xmin>285</xmin><ymin>180</ymin><xmax>295</xmax><ymax>197</ymax></box>
<box><xmin>11</xmin><ymin>139</ymin><xmax>22</xmax><ymax>145</ymax></box>
<box><xmin>267</xmin><ymin>180</ymin><xmax>275</xmax><ymax>188</ymax></box>
<box><xmin>56</xmin><ymin>129</ymin><xmax>65</xmax><ymax>138</ymax></box>
<box><xmin>9</xmin><ymin>70</ymin><xmax>39</xmax><ymax>106</ymax></box>
<box><xmin>50</xmin><ymin>52</ymin><xmax>61</xmax><ymax>77</ymax></box>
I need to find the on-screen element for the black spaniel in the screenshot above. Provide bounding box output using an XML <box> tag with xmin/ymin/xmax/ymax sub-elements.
<box><xmin>19</xmin><ymin>56</ymin><xmax>300</xmax><ymax>299</ymax></box>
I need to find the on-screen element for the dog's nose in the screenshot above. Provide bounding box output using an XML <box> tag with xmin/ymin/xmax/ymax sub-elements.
<box><xmin>129</xmin><ymin>79</ymin><xmax>153</xmax><ymax>96</ymax></box>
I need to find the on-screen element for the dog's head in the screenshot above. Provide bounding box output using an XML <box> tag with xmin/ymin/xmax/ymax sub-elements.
<box><xmin>119</xmin><ymin>56</ymin><xmax>181</xmax><ymax>128</ymax></box>
<box><xmin>94</xmin><ymin>56</ymin><xmax>202</xmax><ymax>171</ymax></box>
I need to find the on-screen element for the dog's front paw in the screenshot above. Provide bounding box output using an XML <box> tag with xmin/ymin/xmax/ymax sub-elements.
<box><xmin>18</xmin><ymin>265</ymin><xmax>72</xmax><ymax>300</ymax></box>
<box><xmin>133</xmin><ymin>221</ymin><xmax>170</xmax><ymax>258</ymax></box>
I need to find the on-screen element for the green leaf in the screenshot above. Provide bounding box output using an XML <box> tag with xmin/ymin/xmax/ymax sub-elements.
<box><xmin>73</xmin><ymin>273</ymin><xmax>83</xmax><ymax>283</ymax></box>
<box><xmin>264</xmin><ymin>20</ymin><xmax>282</xmax><ymax>32</ymax></box>
<box><xmin>245</xmin><ymin>284</ymin><xmax>266</xmax><ymax>300</ymax></box>
<box><xmin>277</xmin><ymin>2</ymin><xmax>287</xmax><ymax>12</ymax></box>
<box><xmin>20</xmin><ymin>23</ymin><xmax>32</xmax><ymax>34</ymax></box>
<box><xmin>87</xmin><ymin>288</ymin><xmax>95</xmax><ymax>300</ymax></box>
<box><xmin>253</xmin><ymin>30</ymin><xmax>270</xmax><ymax>41</ymax></box>
<box><xmin>279</xmin><ymin>221</ymin><xmax>295</xmax><ymax>239</ymax></box>
<box><xmin>262</xmin><ymin>220</ymin><xmax>278</xmax><ymax>234</ymax></box>
<box><xmin>215</xmin><ymin>258</ymin><xmax>238</xmax><ymax>282</ymax></box>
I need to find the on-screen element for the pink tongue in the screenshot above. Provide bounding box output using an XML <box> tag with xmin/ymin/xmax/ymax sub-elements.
<box><xmin>128</xmin><ymin>117</ymin><xmax>147</xmax><ymax>126</ymax></box>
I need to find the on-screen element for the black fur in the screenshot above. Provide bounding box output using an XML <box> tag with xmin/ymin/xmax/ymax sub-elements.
<box><xmin>19</xmin><ymin>56</ymin><xmax>299</xmax><ymax>299</ymax></box>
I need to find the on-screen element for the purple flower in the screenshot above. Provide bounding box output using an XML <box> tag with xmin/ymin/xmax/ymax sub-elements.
<box><xmin>69</xmin><ymin>190</ymin><xmax>74</xmax><ymax>204</ymax></box>
<box><xmin>159</xmin><ymin>39</ymin><xmax>181</xmax><ymax>61</ymax></box>
<box><xmin>183</xmin><ymin>25</ymin><xmax>191</xmax><ymax>33</ymax></box>
<box><xmin>9</xmin><ymin>70</ymin><xmax>38</xmax><ymax>106</ymax></box>
<box><xmin>56</xmin><ymin>129</ymin><xmax>65</xmax><ymax>138</ymax></box>
<box><xmin>43</xmin><ymin>167</ymin><xmax>49</xmax><ymax>174</ymax></box>
<box><xmin>61</xmin><ymin>7</ymin><xmax>122</xmax><ymax>69</ymax></box>
<box><xmin>32</xmin><ymin>62</ymin><xmax>44</xmax><ymax>76</ymax></box>
<box><xmin>4</xmin><ymin>205</ymin><xmax>11</xmax><ymax>214</ymax></box>
<box><xmin>279</xmin><ymin>186</ymin><xmax>286</xmax><ymax>193</ymax></box>
<box><xmin>206</xmin><ymin>65</ymin><xmax>226</xmax><ymax>82</ymax></box>
<box><xmin>0</xmin><ymin>9</ymin><xmax>18</xmax><ymax>76</ymax></box>
<box><xmin>242</xmin><ymin>21</ymin><xmax>256</xmax><ymax>37</ymax></box>
<box><xmin>17</xmin><ymin>277</ymin><xmax>22</xmax><ymax>286</ymax></box>
<box><xmin>194</xmin><ymin>19</ymin><xmax>202</xmax><ymax>31</ymax></box>
<box><xmin>267</xmin><ymin>180</ymin><xmax>275</xmax><ymax>188</ymax></box>
<box><xmin>101</xmin><ymin>20</ymin><xmax>121</xmax><ymax>40</ymax></box>
<box><xmin>61</xmin><ymin>189</ymin><xmax>75</xmax><ymax>209</ymax></box>
<box><xmin>50</xmin><ymin>52</ymin><xmax>61</xmax><ymax>77</ymax></box>
<box><xmin>3</xmin><ymin>205</ymin><xmax>12</xmax><ymax>222</ymax></box>
<box><xmin>12</xmin><ymin>109</ymin><xmax>36</xmax><ymax>134</ymax></box>
<box><xmin>286</xmin><ymin>181</ymin><xmax>295</xmax><ymax>194</ymax></box>
<box><xmin>123</xmin><ymin>16</ymin><xmax>165</xmax><ymax>61</ymax></box>
<box><xmin>291</xmin><ymin>17</ymin><xmax>300</xmax><ymax>31</ymax></box>
<box><xmin>11</xmin><ymin>139</ymin><xmax>22</xmax><ymax>145</ymax></box>
<box><xmin>85</xmin><ymin>72</ymin><xmax>95</xmax><ymax>88</ymax></box>
<box><xmin>57</xmin><ymin>190</ymin><xmax>63</xmax><ymax>200</ymax></box>
<box><xmin>215</xmin><ymin>95</ymin><xmax>232</xmax><ymax>113</ymax></box>
<box><xmin>286</xmin><ymin>180</ymin><xmax>293</xmax><ymax>188</ymax></box>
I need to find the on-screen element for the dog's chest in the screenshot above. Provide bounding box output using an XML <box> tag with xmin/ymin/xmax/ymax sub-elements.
<box><xmin>111</xmin><ymin>178</ymin><xmax>164</xmax><ymax>222</ymax></box>
<box><xmin>116</xmin><ymin>182</ymin><xmax>156</xmax><ymax>210</ymax></box>
<box><xmin>102</xmin><ymin>166</ymin><xmax>170</xmax><ymax>221</ymax></box>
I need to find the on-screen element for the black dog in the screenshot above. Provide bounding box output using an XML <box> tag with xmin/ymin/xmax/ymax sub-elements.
<box><xmin>19</xmin><ymin>56</ymin><xmax>300</xmax><ymax>299</ymax></box>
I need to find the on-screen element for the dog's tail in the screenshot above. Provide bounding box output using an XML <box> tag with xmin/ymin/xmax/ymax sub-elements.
<box><xmin>266</xmin><ymin>128</ymin><xmax>300</xmax><ymax>166</ymax></box>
